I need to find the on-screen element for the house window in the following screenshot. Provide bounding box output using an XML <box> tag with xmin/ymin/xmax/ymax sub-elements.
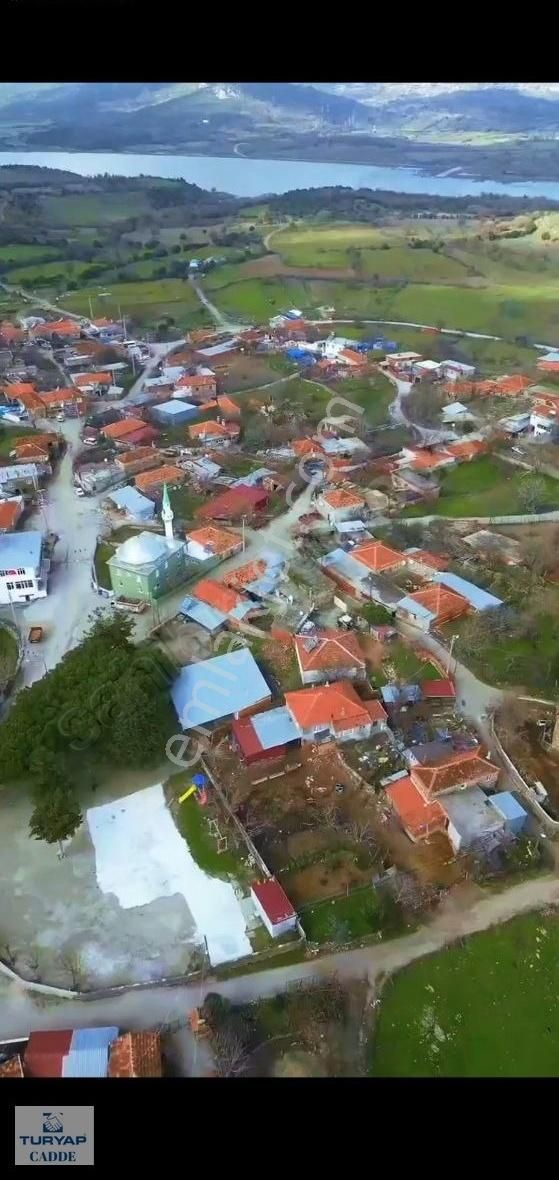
<box><xmin>5</xmin><ymin>582</ymin><xmax>14</xmax><ymax>590</ymax></box>
<box><xmin>16</xmin><ymin>568</ymin><xmax>25</xmax><ymax>575</ymax></box>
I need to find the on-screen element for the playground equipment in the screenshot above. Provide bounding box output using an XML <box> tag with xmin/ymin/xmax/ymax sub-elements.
<box><xmin>178</xmin><ymin>773</ymin><xmax>209</xmax><ymax>807</ymax></box>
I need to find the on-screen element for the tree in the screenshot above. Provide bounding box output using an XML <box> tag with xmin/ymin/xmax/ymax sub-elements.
<box><xmin>29</xmin><ymin>787</ymin><xmax>82</xmax><ymax>858</ymax></box>
<box><xmin>518</xmin><ymin>474</ymin><xmax>547</xmax><ymax>513</ymax></box>
<box><xmin>210</xmin><ymin>1028</ymin><xmax>250</xmax><ymax>1077</ymax></box>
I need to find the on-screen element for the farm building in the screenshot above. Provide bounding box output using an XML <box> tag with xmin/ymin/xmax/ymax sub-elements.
<box><xmin>232</xmin><ymin>705</ymin><xmax>301</xmax><ymax>765</ymax></box>
<box><xmin>250</xmin><ymin>879</ymin><xmax>298</xmax><ymax>939</ymax></box>
<box><xmin>171</xmin><ymin>648</ymin><xmax>271</xmax><ymax>731</ymax></box>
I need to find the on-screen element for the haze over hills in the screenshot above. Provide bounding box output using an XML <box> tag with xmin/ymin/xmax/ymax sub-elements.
<box><xmin>1</xmin><ymin>82</ymin><xmax>559</xmax><ymax>180</ymax></box>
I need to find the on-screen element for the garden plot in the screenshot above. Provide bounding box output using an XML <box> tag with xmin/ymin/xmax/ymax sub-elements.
<box><xmin>87</xmin><ymin>784</ymin><xmax>253</xmax><ymax>967</ymax></box>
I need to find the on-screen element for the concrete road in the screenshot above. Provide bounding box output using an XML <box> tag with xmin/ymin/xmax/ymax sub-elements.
<box><xmin>3</xmin><ymin>419</ymin><xmax>112</xmax><ymax>689</ymax></box>
<box><xmin>124</xmin><ymin>338</ymin><xmax>185</xmax><ymax>405</ymax></box>
<box><xmin>1</xmin><ymin>870</ymin><xmax>558</xmax><ymax>1056</ymax></box>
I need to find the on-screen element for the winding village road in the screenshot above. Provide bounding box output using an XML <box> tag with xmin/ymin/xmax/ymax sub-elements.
<box><xmin>1</xmin><ymin>280</ymin><xmax>559</xmax><ymax>1065</ymax></box>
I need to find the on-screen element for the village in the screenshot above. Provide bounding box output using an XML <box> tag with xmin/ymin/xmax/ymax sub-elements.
<box><xmin>2</xmin><ymin>297</ymin><xmax>559</xmax><ymax>1079</ymax></box>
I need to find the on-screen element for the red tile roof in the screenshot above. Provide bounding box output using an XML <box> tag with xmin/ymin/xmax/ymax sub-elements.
<box><xmin>352</xmin><ymin>539</ymin><xmax>405</xmax><ymax>573</ymax></box>
<box><xmin>293</xmin><ymin>438</ymin><xmax>324</xmax><ymax>457</ymax></box>
<box><xmin>186</xmin><ymin>525</ymin><xmax>241</xmax><ymax>556</ymax></box>
<box><xmin>285</xmin><ymin>680</ymin><xmax>378</xmax><ymax>732</ymax></box>
<box><xmin>386</xmin><ymin>775</ymin><xmax>446</xmax><ymax>839</ymax></box>
<box><xmin>103</xmin><ymin>417</ymin><xmax>146</xmax><ymax>440</ymax></box>
<box><xmin>39</xmin><ymin>388</ymin><xmax>87</xmax><ymax>408</ymax></box>
<box><xmin>193</xmin><ymin>577</ymin><xmax>248</xmax><ymax>614</ymax></box>
<box><xmin>197</xmin><ymin>485</ymin><xmax>269</xmax><ymax>520</ymax></box>
<box><xmin>441</xmin><ymin>439</ymin><xmax>487</xmax><ymax>461</ymax></box>
<box><xmin>0</xmin><ymin>499</ymin><xmax>22</xmax><ymax>530</ymax></box>
<box><xmin>31</xmin><ymin>319</ymin><xmax>79</xmax><ymax>337</ymax></box>
<box><xmin>537</xmin><ymin>361</ymin><xmax>559</xmax><ymax>373</ymax></box>
<box><xmin>189</xmin><ymin>420</ymin><xmax>240</xmax><ymax>440</ymax></box>
<box><xmin>177</xmin><ymin>373</ymin><xmax>216</xmax><ymax>389</ymax></box>
<box><xmin>0</xmin><ymin>321</ymin><xmax>25</xmax><ymax>344</ymax></box>
<box><xmin>400</xmin><ymin>585</ymin><xmax>469</xmax><ymax>624</ymax></box>
<box><xmin>411</xmin><ymin>749</ymin><xmax>498</xmax><ymax>797</ymax></box>
<box><xmin>294</xmin><ymin>629</ymin><xmax>365</xmax><ymax>673</ymax></box>
<box><xmin>134</xmin><ymin>464</ymin><xmax>183</xmax><ymax>490</ymax></box>
<box><xmin>73</xmin><ymin>371</ymin><xmax>112</xmax><ymax>388</ymax></box>
<box><xmin>339</xmin><ymin>348</ymin><xmax>367</xmax><ymax>366</ymax></box>
<box><xmin>405</xmin><ymin>549</ymin><xmax>448</xmax><ymax>571</ymax></box>
<box><xmin>118</xmin><ymin>446</ymin><xmax>162</xmax><ymax>467</ymax></box>
<box><xmin>108</xmin><ymin>1032</ymin><xmax>162</xmax><ymax>1078</ymax></box>
<box><xmin>421</xmin><ymin>678</ymin><xmax>456</xmax><ymax>699</ymax></box>
<box><xmin>251</xmin><ymin>878</ymin><xmax>296</xmax><ymax>925</ymax></box>
<box><xmin>4</xmin><ymin>382</ymin><xmax>37</xmax><ymax>398</ymax></box>
<box><xmin>321</xmin><ymin>487</ymin><xmax>365</xmax><ymax>509</ymax></box>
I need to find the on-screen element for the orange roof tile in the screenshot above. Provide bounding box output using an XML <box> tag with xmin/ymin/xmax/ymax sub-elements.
<box><xmin>189</xmin><ymin>420</ymin><xmax>239</xmax><ymax>440</ymax></box>
<box><xmin>73</xmin><ymin>371</ymin><xmax>112</xmax><ymax>387</ymax></box>
<box><xmin>411</xmin><ymin>750</ymin><xmax>498</xmax><ymax>797</ymax></box>
<box><xmin>177</xmin><ymin>373</ymin><xmax>216</xmax><ymax>388</ymax></box>
<box><xmin>386</xmin><ymin>775</ymin><xmax>446</xmax><ymax>838</ymax></box>
<box><xmin>404</xmin><ymin>549</ymin><xmax>448</xmax><ymax>571</ymax></box>
<box><xmin>31</xmin><ymin>319</ymin><xmax>79</xmax><ymax>337</ymax></box>
<box><xmin>0</xmin><ymin>499</ymin><xmax>22</xmax><ymax>530</ymax></box>
<box><xmin>0</xmin><ymin>321</ymin><xmax>25</xmax><ymax>343</ymax></box>
<box><xmin>39</xmin><ymin>388</ymin><xmax>87</xmax><ymax>407</ymax></box>
<box><xmin>400</xmin><ymin>584</ymin><xmax>469</xmax><ymax>624</ymax></box>
<box><xmin>406</xmin><ymin>448</ymin><xmax>452</xmax><ymax>471</ymax></box>
<box><xmin>117</xmin><ymin>446</ymin><xmax>162</xmax><ymax>466</ymax></box>
<box><xmin>294</xmin><ymin>630</ymin><xmax>365</xmax><ymax>673</ymax></box>
<box><xmin>285</xmin><ymin>680</ymin><xmax>374</xmax><ymax>731</ymax></box>
<box><xmin>185</xmin><ymin>524</ymin><xmax>241</xmax><ymax>556</ymax></box>
<box><xmin>339</xmin><ymin>348</ymin><xmax>367</xmax><ymax>365</ymax></box>
<box><xmin>216</xmin><ymin>395</ymin><xmax>240</xmax><ymax>416</ymax></box>
<box><xmin>135</xmin><ymin>464</ymin><xmax>183</xmax><ymax>490</ymax></box>
<box><xmin>103</xmin><ymin>417</ymin><xmax>146</xmax><ymax>440</ymax></box>
<box><xmin>442</xmin><ymin>439</ymin><xmax>487</xmax><ymax>461</ymax></box>
<box><xmin>224</xmin><ymin>558</ymin><xmax>267</xmax><ymax>590</ymax></box>
<box><xmin>193</xmin><ymin>577</ymin><xmax>247</xmax><ymax>614</ymax></box>
<box><xmin>4</xmin><ymin>382</ymin><xmax>37</xmax><ymax>398</ymax></box>
<box><xmin>352</xmin><ymin>539</ymin><xmax>405</xmax><ymax>573</ymax></box>
<box><xmin>293</xmin><ymin>438</ymin><xmax>324</xmax><ymax>457</ymax></box>
<box><xmin>537</xmin><ymin>361</ymin><xmax>559</xmax><ymax>373</ymax></box>
<box><xmin>108</xmin><ymin>1032</ymin><xmax>162</xmax><ymax>1078</ymax></box>
<box><xmin>13</xmin><ymin>442</ymin><xmax>50</xmax><ymax>461</ymax></box>
<box><xmin>322</xmin><ymin>487</ymin><xmax>365</xmax><ymax>509</ymax></box>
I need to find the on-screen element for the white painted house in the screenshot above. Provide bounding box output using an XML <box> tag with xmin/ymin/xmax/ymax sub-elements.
<box><xmin>0</xmin><ymin>531</ymin><xmax>47</xmax><ymax>604</ymax></box>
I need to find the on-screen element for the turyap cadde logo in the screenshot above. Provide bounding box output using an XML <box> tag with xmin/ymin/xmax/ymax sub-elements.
<box><xmin>14</xmin><ymin>1106</ymin><xmax>94</xmax><ymax>1166</ymax></box>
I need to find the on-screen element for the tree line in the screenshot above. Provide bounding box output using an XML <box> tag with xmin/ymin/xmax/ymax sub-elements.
<box><xmin>1</xmin><ymin>615</ymin><xmax>177</xmax><ymax>854</ymax></box>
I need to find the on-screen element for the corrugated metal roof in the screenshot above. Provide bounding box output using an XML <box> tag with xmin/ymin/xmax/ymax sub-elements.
<box><xmin>397</xmin><ymin>595</ymin><xmax>435</xmax><ymax>622</ymax></box>
<box><xmin>180</xmin><ymin>598</ymin><xmax>227</xmax><ymax>632</ymax></box>
<box><xmin>433</xmin><ymin>572</ymin><xmax>504</xmax><ymax>611</ymax></box>
<box><xmin>62</xmin><ymin>1047</ymin><xmax>109</xmax><ymax>1078</ymax></box>
<box><xmin>171</xmin><ymin>648</ymin><xmax>270</xmax><ymax>730</ymax></box>
<box><xmin>70</xmin><ymin>1026</ymin><xmax>118</xmax><ymax>1050</ymax></box>
<box><xmin>490</xmin><ymin>791</ymin><xmax>527</xmax><ymax>822</ymax></box>
<box><xmin>251</xmin><ymin>706</ymin><xmax>300</xmax><ymax>749</ymax></box>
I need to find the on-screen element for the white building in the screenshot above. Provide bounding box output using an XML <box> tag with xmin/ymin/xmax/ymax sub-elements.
<box><xmin>0</xmin><ymin>531</ymin><xmax>48</xmax><ymax>604</ymax></box>
<box><xmin>440</xmin><ymin>360</ymin><xmax>476</xmax><ymax>381</ymax></box>
<box><xmin>250</xmin><ymin>879</ymin><xmax>298</xmax><ymax>939</ymax></box>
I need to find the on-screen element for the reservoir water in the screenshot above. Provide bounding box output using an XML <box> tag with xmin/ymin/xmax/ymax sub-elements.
<box><xmin>2</xmin><ymin>150</ymin><xmax>559</xmax><ymax>201</ymax></box>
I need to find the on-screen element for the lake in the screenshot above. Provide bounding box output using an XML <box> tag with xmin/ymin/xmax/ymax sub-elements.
<box><xmin>3</xmin><ymin>150</ymin><xmax>559</xmax><ymax>201</ymax></box>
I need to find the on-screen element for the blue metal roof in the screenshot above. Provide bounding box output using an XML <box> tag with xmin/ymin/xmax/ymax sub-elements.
<box><xmin>62</xmin><ymin>1047</ymin><xmax>110</xmax><ymax>1077</ymax></box>
<box><xmin>251</xmin><ymin>705</ymin><xmax>300</xmax><ymax>749</ymax></box>
<box><xmin>108</xmin><ymin>486</ymin><xmax>155</xmax><ymax>516</ymax></box>
<box><xmin>154</xmin><ymin>399</ymin><xmax>196</xmax><ymax>416</ymax></box>
<box><xmin>180</xmin><ymin>598</ymin><xmax>227</xmax><ymax>632</ymax></box>
<box><xmin>70</xmin><ymin>1026</ymin><xmax>118</xmax><ymax>1050</ymax></box>
<box><xmin>397</xmin><ymin>594</ymin><xmax>435</xmax><ymax>622</ymax></box>
<box><xmin>0</xmin><ymin>530</ymin><xmax>42</xmax><ymax>570</ymax></box>
<box><xmin>171</xmin><ymin>648</ymin><xmax>270</xmax><ymax>730</ymax></box>
<box><xmin>432</xmin><ymin>572</ymin><xmax>504</xmax><ymax>611</ymax></box>
<box><xmin>490</xmin><ymin>791</ymin><xmax>528</xmax><ymax>822</ymax></box>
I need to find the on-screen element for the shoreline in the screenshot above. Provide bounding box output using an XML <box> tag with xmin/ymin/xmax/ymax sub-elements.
<box><xmin>1</xmin><ymin>144</ymin><xmax>559</xmax><ymax>190</ymax></box>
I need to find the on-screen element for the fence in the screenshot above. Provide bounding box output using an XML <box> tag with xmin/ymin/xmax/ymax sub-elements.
<box><xmin>397</xmin><ymin>510</ymin><xmax>559</xmax><ymax>527</ymax></box>
<box><xmin>201</xmin><ymin>757</ymin><xmax>271</xmax><ymax>879</ymax></box>
<box><xmin>490</xmin><ymin>718</ymin><xmax>559</xmax><ymax>837</ymax></box>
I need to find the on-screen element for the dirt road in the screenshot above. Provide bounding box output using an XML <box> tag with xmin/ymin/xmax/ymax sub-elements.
<box><xmin>1</xmin><ymin>872</ymin><xmax>557</xmax><ymax>1047</ymax></box>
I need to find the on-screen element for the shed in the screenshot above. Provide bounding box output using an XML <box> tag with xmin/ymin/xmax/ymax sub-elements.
<box><xmin>251</xmin><ymin>878</ymin><xmax>298</xmax><ymax>939</ymax></box>
<box><xmin>151</xmin><ymin>400</ymin><xmax>198</xmax><ymax>425</ymax></box>
<box><xmin>232</xmin><ymin>705</ymin><xmax>301</xmax><ymax>765</ymax></box>
<box><xmin>489</xmin><ymin>791</ymin><xmax>528</xmax><ymax>835</ymax></box>
<box><xmin>179</xmin><ymin>596</ymin><xmax>227</xmax><ymax>634</ymax></box>
<box><xmin>441</xmin><ymin>787</ymin><xmax>505</xmax><ymax>853</ymax></box>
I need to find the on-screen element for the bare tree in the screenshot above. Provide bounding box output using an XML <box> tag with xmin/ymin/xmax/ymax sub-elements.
<box><xmin>60</xmin><ymin>951</ymin><xmax>85</xmax><ymax>991</ymax></box>
<box><xmin>211</xmin><ymin>1029</ymin><xmax>250</xmax><ymax>1078</ymax></box>
<box><xmin>0</xmin><ymin>942</ymin><xmax>18</xmax><ymax>970</ymax></box>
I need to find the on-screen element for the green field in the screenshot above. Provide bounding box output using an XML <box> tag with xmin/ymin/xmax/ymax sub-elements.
<box><xmin>301</xmin><ymin>887</ymin><xmax>404</xmax><ymax>945</ymax></box>
<box><xmin>39</xmin><ymin>192</ymin><xmax>152</xmax><ymax>226</ymax></box>
<box><xmin>0</xmin><ymin>244</ymin><xmax>62</xmax><ymax>265</ymax></box>
<box><xmin>272</xmin><ymin>223</ymin><xmax>386</xmax><ymax>268</ymax></box>
<box><xmin>336</xmin><ymin>373</ymin><xmax>394</xmax><ymax>426</ymax></box>
<box><xmin>403</xmin><ymin>456</ymin><xmax>559</xmax><ymax>519</ymax></box>
<box><xmin>6</xmin><ymin>258</ymin><xmax>101</xmax><ymax>286</ymax></box>
<box><xmin>448</xmin><ymin>609</ymin><xmax>559</xmax><ymax>695</ymax></box>
<box><xmin>371</xmin><ymin>911</ymin><xmax>559</xmax><ymax>1077</ymax></box>
<box><xmin>59</xmin><ymin>279</ymin><xmax>209</xmax><ymax>328</ymax></box>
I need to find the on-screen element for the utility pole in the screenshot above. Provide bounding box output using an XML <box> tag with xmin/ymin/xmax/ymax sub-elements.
<box><xmin>241</xmin><ymin>514</ymin><xmax>247</xmax><ymax>552</ymax></box>
<box><xmin>448</xmin><ymin>633</ymin><xmax>459</xmax><ymax>676</ymax></box>
<box><xmin>88</xmin><ymin>295</ymin><xmax>94</xmax><ymax>321</ymax></box>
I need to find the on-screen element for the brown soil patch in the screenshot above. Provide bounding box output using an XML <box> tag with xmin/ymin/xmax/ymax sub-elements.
<box><xmin>219</xmin><ymin>354</ymin><xmax>281</xmax><ymax>393</ymax></box>
<box><xmin>273</xmin><ymin>1050</ymin><xmax>327</xmax><ymax>1077</ymax></box>
<box><xmin>238</xmin><ymin>253</ymin><xmax>355</xmax><ymax>281</ymax></box>
<box><xmin>281</xmin><ymin>852</ymin><xmax>373</xmax><ymax>906</ymax></box>
<box><xmin>359</xmin><ymin>635</ymin><xmax>387</xmax><ymax>670</ymax></box>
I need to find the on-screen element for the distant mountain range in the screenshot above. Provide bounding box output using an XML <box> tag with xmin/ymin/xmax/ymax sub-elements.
<box><xmin>0</xmin><ymin>82</ymin><xmax>559</xmax><ymax>162</ymax></box>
